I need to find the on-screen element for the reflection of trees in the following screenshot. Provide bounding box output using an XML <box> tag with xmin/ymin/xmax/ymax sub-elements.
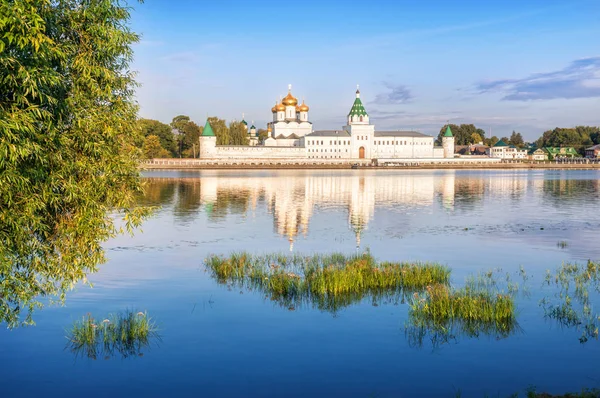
<box><xmin>206</xmin><ymin>189</ymin><xmax>253</xmax><ymax>221</ymax></box>
<box><xmin>139</xmin><ymin>178</ymin><xmax>176</xmax><ymax>207</ymax></box>
<box><xmin>173</xmin><ymin>180</ymin><xmax>202</xmax><ymax>222</ymax></box>
<box><xmin>542</xmin><ymin>179</ymin><xmax>600</xmax><ymax>204</ymax></box>
<box><xmin>453</xmin><ymin>178</ymin><xmax>485</xmax><ymax>208</ymax></box>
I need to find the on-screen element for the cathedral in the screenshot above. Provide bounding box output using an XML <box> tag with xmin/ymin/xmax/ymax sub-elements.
<box><xmin>199</xmin><ymin>85</ymin><xmax>454</xmax><ymax>160</ymax></box>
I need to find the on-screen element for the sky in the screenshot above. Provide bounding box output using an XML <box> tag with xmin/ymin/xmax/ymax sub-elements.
<box><xmin>130</xmin><ymin>0</ymin><xmax>600</xmax><ymax>141</ymax></box>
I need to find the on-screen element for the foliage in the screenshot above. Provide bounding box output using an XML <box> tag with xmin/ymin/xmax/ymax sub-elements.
<box><xmin>170</xmin><ymin>115</ymin><xmax>202</xmax><ymax>157</ymax></box>
<box><xmin>137</xmin><ymin>118</ymin><xmax>176</xmax><ymax>156</ymax></box>
<box><xmin>0</xmin><ymin>0</ymin><xmax>148</xmax><ymax>327</ymax></box>
<box><xmin>257</xmin><ymin>128</ymin><xmax>269</xmax><ymax>142</ymax></box>
<box><xmin>66</xmin><ymin>310</ymin><xmax>159</xmax><ymax>359</ymax></box>
<box><xmin>208</xmin><ymin>117</ymin><xmax>230</xmax><ymax>145</ymax></box>
<box><xmin>540</xmin><ymin>261</ymin><xmax>600</xmax><ymax>343</ymax></box>
<box><xmin>509</xmin><ymin>131</ymin><xmax>525</xmax><ymax>148</ymax></box>
<box><xmin>228</xmin><ymin>120</ymin><xmax>249</xmax><ymax>146</ymax></box>
<box><xmin>437</xmin><ymin>124</ymin><xmax>486</xmax><ymax>145</ymax></box>
<box><xmin>485</xmin><ymin>135</ymin><xmax>499</xmax><ymax>146</ymax></box>
<box><xmin>535</xmin><ymin>126</ymin><xmax>600</xmax><ymax>153</ymax></box>
<box><xmin>142</xmin><ymin>135</ymin><xmax>170</xmax><ymax>159</ymax></box>
<box><xmin>470</xmin><ymin>132</ymin><xmax>483</xmax><ymax>144</ymax></box>
<box><xmin>205</xmin><ymin>252</ymin><xmax>450</xmax><ymax>313</ymax></box>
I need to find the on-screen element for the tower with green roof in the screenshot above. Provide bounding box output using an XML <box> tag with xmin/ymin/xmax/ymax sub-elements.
<box><xmin>344</xmin><ymin>86</ymin><xmax>375</xmax><ymax>159</ymax></box>
<box><xmin>199</xmin><ymin>119</ymin><xmax>217</xmax><ymax>158</ymax></box>
<box><xmin>442</xmin><ymin>124</ymin><xmax>455</xmax><ymax>159</ymax></box>
<box><xmin>347</xmin><ymin>86</ymin><xmax>370</xmax><ymax>125</ymax></box>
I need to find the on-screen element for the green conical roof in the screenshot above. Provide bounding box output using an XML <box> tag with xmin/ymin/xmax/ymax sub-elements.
<box><xmin>348</xmin><ymin>95</ymin><xmax>368</xmax><ymax>117</ymax></box>
<box><xmin>494</xmin><ymin>139</ymin><xmax>508</xmax><ymax>147</ymax></box>
<box><xmin>443</xmin><ymin>125</ymin><xmax>453</xmax><ymax>137</ymax></box>
<box><xmin>250</xmin><ymin>125</ymin><xmax>256</xmax><ymax>130</ymax></box>
<box><xmin>202</xmin><ymin>120</ymin><xmax>215</xmax><ymax>137</ymax></box>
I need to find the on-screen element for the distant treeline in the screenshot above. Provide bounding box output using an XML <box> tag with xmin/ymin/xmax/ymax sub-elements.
<box><xmin>139</xmin><ymin>117</ymin><xmax>600</xmax><ymax>159</ymax></box>
<box><xmin>138</xmin><ymin>116</ymin><xmax>268</xmax><ymax>158</ymax></box>
<box><xmin>436</xmin><ymin>124</ymin><xmax>600</xmax><ymax>154</ymax></box>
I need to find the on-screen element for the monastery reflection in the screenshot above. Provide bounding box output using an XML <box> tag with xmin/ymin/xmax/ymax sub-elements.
<box><xmin>142</xmin><ymin>171</ymin><xmax>599</xmax><ymax>251</ymax></box>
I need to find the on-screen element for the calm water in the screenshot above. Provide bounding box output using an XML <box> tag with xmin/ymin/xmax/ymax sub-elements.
<box><xmin>2</xmin><ymin>169</ymin><xmax>600</xmax><ymax>397</ymax></box>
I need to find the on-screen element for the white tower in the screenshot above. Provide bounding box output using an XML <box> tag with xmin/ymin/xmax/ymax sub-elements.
<box><xmin>199</xmin><ymin>119</ymin><xmax>217</xmax><ymax>158</ymax></box>
<box><xmin>344</xmin><ymin>86</ymin><xmax>375</xmax><ymax>159</ymax></box>
<box><xmin>442</xmin><ymin>124</ymin><xmax>455</xmax><ymax>159</ymax></box>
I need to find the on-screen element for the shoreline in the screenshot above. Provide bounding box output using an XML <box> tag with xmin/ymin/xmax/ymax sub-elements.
<box><xmin>142</xmin><ymin>160</ymin><xmax>600</xmax><ymax>170</ymax></box>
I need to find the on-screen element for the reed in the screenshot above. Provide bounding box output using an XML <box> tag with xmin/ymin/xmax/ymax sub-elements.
<box><xmin>205</xmin><ymin>252</ymin><xmax>450</xmax><ymax>313</ymax></box>
<box><xmin>66</xmin><ymin>310</ymin><xmax>159</xmax><ymax>359</ymax></box>
<box><xmin>541</xmin><ymin>261</ymin><xmax>600</xmax><ymax>343</ymax></box>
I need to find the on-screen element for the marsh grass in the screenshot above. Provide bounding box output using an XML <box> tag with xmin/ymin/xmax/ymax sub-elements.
<box><xmin>66</xmin><ymin>310</ymin><xmax>160</xmax><ymax>359</ymax></box>
<box><xmin>540</xmin><ymin>261</ymin><xmax>600</xmax><ymax>343</ymax></box>
<box><xmin>205</xmin><ymin>252</ymin><xmax>450</xmax><ymax>313</ymax></box>
<box><xmin>407</xmin><ymin>270</ymin><xmax>520</xmax><ymax>348</ymax></box>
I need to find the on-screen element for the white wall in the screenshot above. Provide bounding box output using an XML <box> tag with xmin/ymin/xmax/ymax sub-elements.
<box><xmin>213</xmin><ymin>145</ymin><xmax>306</xmax><ymax>159</ymax></box>
<box><xmin>305</xmin><ymin>135</ymin><xmax>353</xmax><ymax>159</ymax></box>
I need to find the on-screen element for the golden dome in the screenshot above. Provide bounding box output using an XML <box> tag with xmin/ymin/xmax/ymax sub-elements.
<box><xmin>299</xmin><ymin>100</ymin><xmax>309</xmax><ymax>112</ymax></box>
<box><xmin>282</xmin><ymin>91</ymin><xmax>298</xmax><ymax>107</ymax></box>
<box><xmin>276</xmin><ymin>103</ymin><xmax>286</xmax><ymax>112</ymax></box>
<box><xmin>267</xmin><ymin>125</ymin><xmax>272</xmax><ymax>132</ymax></box>
<box><xmin>271</xmin><ymin>103</ymin><xmax>278</xmax><ymax>113</ymax></box>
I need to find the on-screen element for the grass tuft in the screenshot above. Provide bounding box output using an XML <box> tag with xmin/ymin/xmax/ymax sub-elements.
<box><xmin>66</xmin><ymin>310</ymin><xmax>160</xmax><ymax>359</ymax></box>
<box><xmin>205</xmin><ymin>252</ymin><xmax>450</xmax><ymax>313</ymax></box>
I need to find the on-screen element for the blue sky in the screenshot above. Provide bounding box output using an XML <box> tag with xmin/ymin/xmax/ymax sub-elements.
<box><xmin>131</xmin><ymin>0</ymin><xmax>600</xmax><ymax>140</ymax></box>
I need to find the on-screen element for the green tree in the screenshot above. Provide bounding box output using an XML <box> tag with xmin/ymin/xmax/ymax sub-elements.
<box><xmin>208</xmin><ymin>117</ymin><xmax>230</xmax><ymax>145</ymax></box>
<box><xmin>500</xmin><ymin>137</ymin><xmax>510</xmax><ymax>144</ymax></box>
<box><xmin>257</xmin><ymin>128</ymin><xmax>269</xmax><ymax>142</ymax></box>
<box><xmin>470</xmin><ymin>133</ymin><xmax>483</xmax><ymax>144</ymax></box>
<box><xmin>484</xmin><ymin>136</ymin><xmax>499</xmax><ymax>146</ymax></box>
<box><xmin>0</xmin><ymin>0</ymin><xmax>147</xmax><ymax>327</ymax></box>
<box><xmin>228</xmin><ymin>120</ymin><xmax>249</xmax><ymax>145</ymax></box>
<box><xmin>509</xmin><ymin>131</ymin><xmax>524</xmax><ymax>148</ymax></box>
<box><xmin>138</xmin><ymin>118</ymin><xmax>175</xmax><ymax>156</ymax></box>
<box><xmin>590</xmin><ymin>131</ymin><xmax>600</xmax><ymax>145</ymax></box>
<box><xmin>437</xmin><ymin>124</ymin><xmax>485</xmax><ymax>146</ymax></box>
<box><xmin>143</xmin><ymin>135</ymin><xmax>170</xmax><ymax>159</ymax></box>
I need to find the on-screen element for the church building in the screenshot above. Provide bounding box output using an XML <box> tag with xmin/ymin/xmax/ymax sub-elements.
<box><xmin>199</xmin><ymin>85</ymin><xmax>454</xmax><ymax>160</ymax></box>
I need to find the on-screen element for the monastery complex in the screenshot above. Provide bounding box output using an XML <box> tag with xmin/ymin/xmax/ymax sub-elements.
<box><xmin>198</xmin><ymin>85</ymin><xmax>456</xmax><ymax>162</ymax></box>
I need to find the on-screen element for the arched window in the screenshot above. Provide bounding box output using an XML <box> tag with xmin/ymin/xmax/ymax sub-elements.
<box><xmin>360</xmin><ymin>116</ymin><xmax>363</xmax><ymax>122</ymax></box>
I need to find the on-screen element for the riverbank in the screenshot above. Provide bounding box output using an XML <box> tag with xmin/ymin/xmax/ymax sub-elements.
<box><xmin>143</xmin><ymin>158</ymin><xmax>600</xmax><ymax>170</ymax></box>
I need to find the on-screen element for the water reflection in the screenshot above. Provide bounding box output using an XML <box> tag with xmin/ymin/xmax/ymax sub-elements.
<box><xmin>141</xmin><ymin>170</ymin><xmax>600</xmax><ymax>254</ymax></box>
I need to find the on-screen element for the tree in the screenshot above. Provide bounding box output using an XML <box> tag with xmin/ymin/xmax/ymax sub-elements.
<box><xmin>138</xmin><ymin>118</ymin><xmax>175</xmax><ymax>156</ymax></box>
<box><xmin>0</xmin><ymin>0</ymin><xmax>148</xmax><ymax>327</ymax></box>
<box><xmin>470</xmin><ymin>133</ymin><xmax>483</xmax><ymax>144</ymax></box>
<box><xmin>509</xmin><ymin>131</ymin><xmax>524</xmax><ymax>148</ymax></box>
<box><xmin>228</xmin><ymin>121</ymin><xmax>249</xmax><ymax>146</ymax></box>
<box><xmin>484</xmin><ymin>136</ymin><xmax>499</xmax><ymax>147</ymax></box>
<box><xmin>591</xmin><ymin>131</ymin><xmax>600</xmax><ymax>145</ymax></box>
<box><xmin>143</xmin><ymin>135</ymin><xmax>170</xmax><ymax>159</ymax></box>
<box><xmin>257</xmin><ymin>128</ymin><xmax>269</xmax><ymax>142</ymax></box>
<box><xmin>208</xmin><ymin>117</ymin><xmax>230</xmax><ymax>145</ymax></box>
<box><xmin>500</xmin><ymin>137</ymin><xmax>510</xmax><ymax>144</ymax></box>
<box><xmin>437</xmin><ymin>124</ymin><xmax>485</xmax><ymax>146</ymax></box>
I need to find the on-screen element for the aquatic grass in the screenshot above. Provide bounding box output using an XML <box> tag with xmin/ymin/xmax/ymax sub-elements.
<box><xmin>205</xmin><ymin>252</ymin><xmax>450</xmax><ymax>313</ymax></box>
<box><xmin>410</xmin><ymin>284</ymin><xmax>516</xmax><ymax>325</ymax></box>
<box><xmin>407</xmin><ymin>274</ymin><xmax>519</xmax><ymax>348</ymax></box>
<box><xmin>541</xmin><ymin>261</ymin><xmax>600</xmax><ymax>343</ymax></box>
<box><xmin>66</xmin><ymin>310</ymin><xmax>159</xmax><ymax>359</ymax></box>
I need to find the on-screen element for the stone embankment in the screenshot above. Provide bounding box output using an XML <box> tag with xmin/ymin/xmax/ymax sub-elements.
<box><xmin>143</xmin><ymin>158</ymin><xmax>600</xmax><ymax>170</ymax></box>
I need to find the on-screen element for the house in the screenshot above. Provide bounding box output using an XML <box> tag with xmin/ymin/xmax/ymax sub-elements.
<box><xmin>528</xmin><ymin>148</ymin><xmax>548</xmax><ymax>161</ymax></box>
<box><xmin>455</xmin><ymin>143</ymin><xmax>489</xmax><ymax>156</ymax></box>
<box><xmin>543</xmin><ymin>147</ymin><xmax>579</xmax><ymax>160</ymax></box>
<box><xmin>488</xmin><ymin>140</ymin><xmax>527</xmax><ymax>159</ymax></box>
<box><xmin>585</xmin><ymin>144</ymin><xmax>600</xmax><ymax>159</ymax></box>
